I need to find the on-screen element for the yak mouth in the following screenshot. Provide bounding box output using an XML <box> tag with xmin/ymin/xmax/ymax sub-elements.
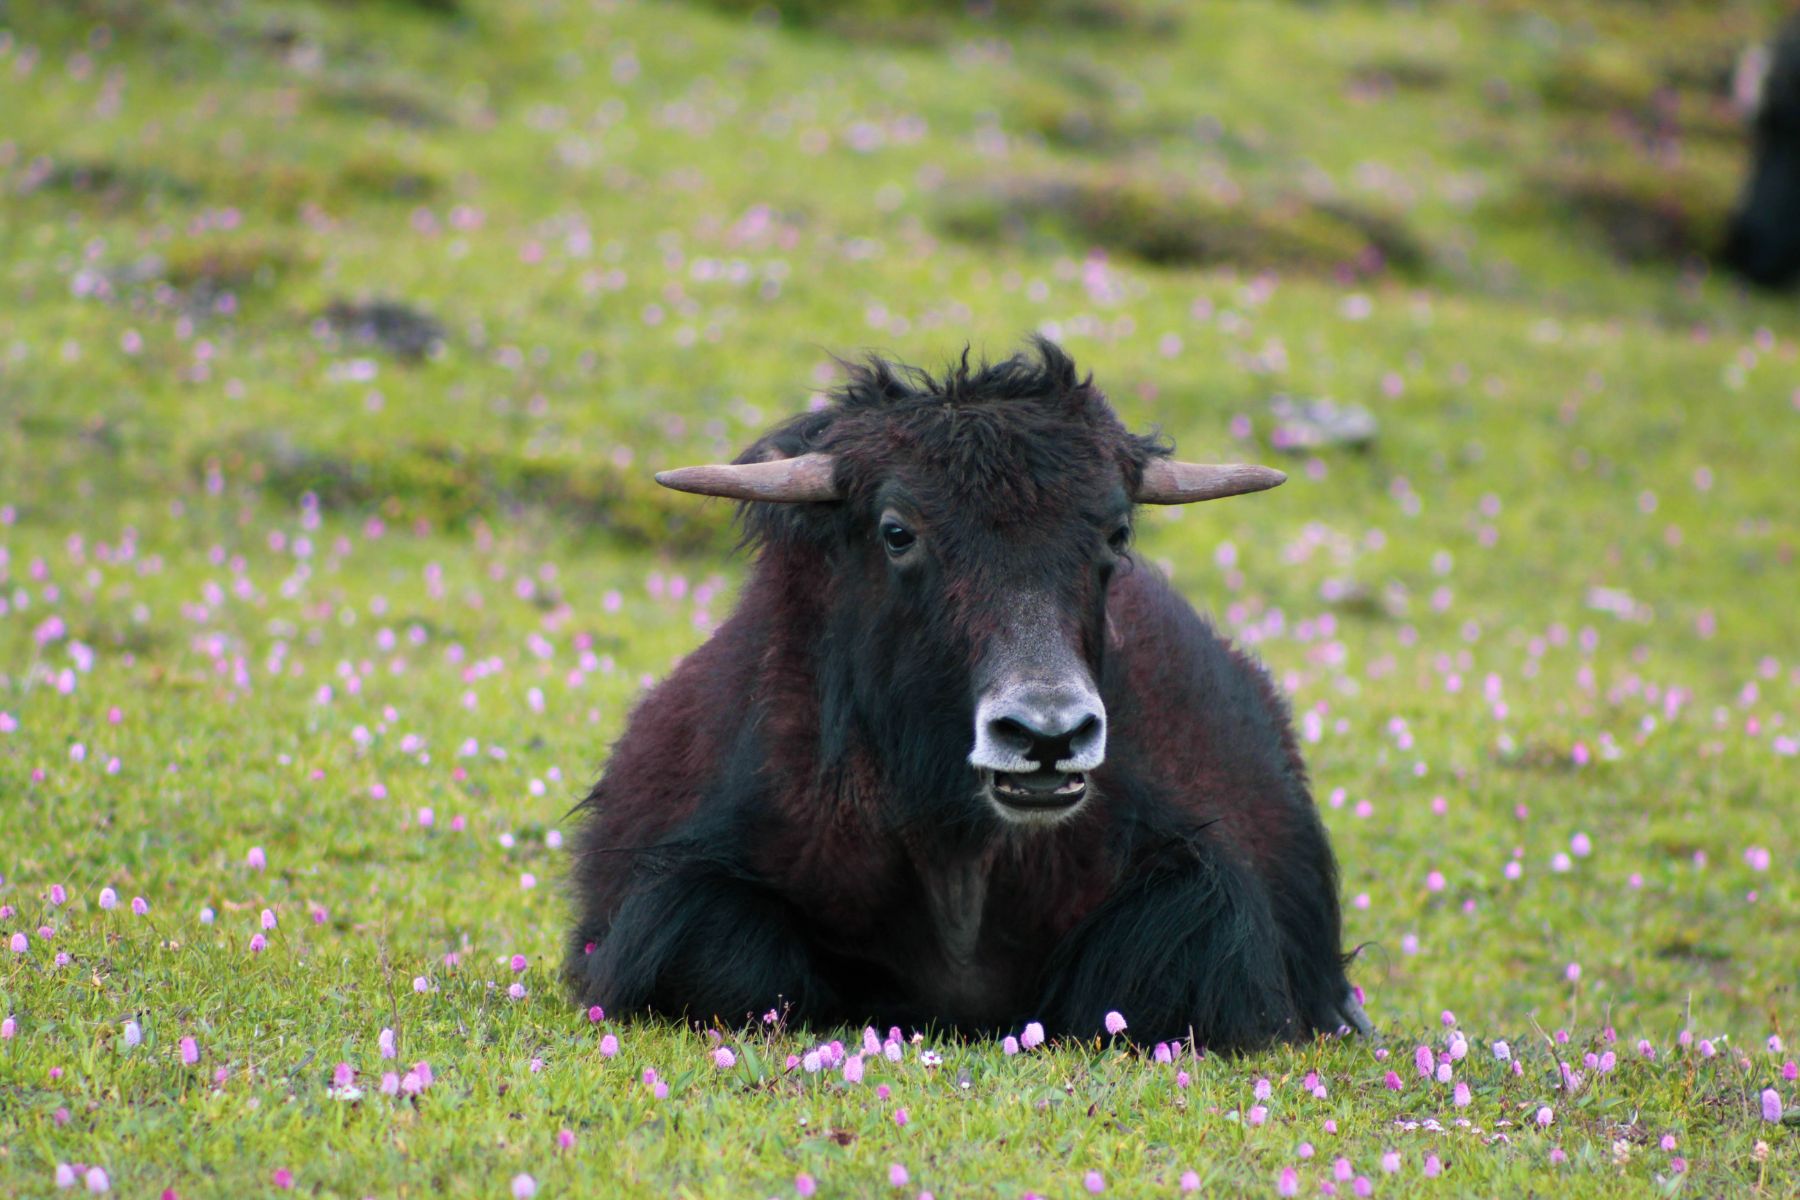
<box><xmin>986</xmin><ymin>767</ymin><xmax>1088</xmax><ymax>812</ymax></box>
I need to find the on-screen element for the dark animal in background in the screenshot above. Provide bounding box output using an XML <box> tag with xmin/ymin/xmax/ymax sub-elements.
<box><xmin>1724</xmin><ymin>13</ymin><xmax>1800</xmax><ymax>288</ymax></box>
<box><xmin>565</xmin><ymin>339</ymin><xmax>1368</xmax><ymax>1050</ymax></box>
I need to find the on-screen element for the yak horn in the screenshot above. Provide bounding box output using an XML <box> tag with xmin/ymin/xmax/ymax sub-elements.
<box><xmin>1135</xmin><ymin>459</ymin><xmax>1287</xmax><ymax>505</ymax></box>
<box><xmin>654</xmin><ymin>452</ymin><xmax>840</xmax><ymax>502</ymax></box>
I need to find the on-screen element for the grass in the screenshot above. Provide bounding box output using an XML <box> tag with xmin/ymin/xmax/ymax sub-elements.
<box><xmin>1</xmin><ymin>0</ymin><xmax>1797</xmax><ymax>1195</ymax></box>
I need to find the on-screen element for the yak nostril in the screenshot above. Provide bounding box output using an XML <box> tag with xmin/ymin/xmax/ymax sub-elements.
<box><xmin>989</xmin><ymin>710</ymin><xmax>1102</xmax><ymax>769</ymax></box>
<box><xmin>972</xmin><ymin>688</ymin><xmax>1108</xmax><ymax>775</ymax></box>
<box><xmin>988</xmin><ymin>717</ymin><xmax>1039</xmax><ymax>758</ymax></box>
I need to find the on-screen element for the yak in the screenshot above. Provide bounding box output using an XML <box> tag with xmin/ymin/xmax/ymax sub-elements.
<box><xmin>564</xmin><ymin>339</ymin><xmax>1369</xmax><ymax>1051</ymax></box>
<box><xmin>1724</xmin><ymin>12</ymin><xmax>1800</xmax><ymax>289</ymax></box>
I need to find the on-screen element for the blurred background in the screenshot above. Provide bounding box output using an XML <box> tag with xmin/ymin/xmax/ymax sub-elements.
<box><xmin>4</xmin><ymin>0</ymin><xmax>1797</xmax><ymax>544</ymax></box>
<box><xmin>2</xmin><ymin>0</ymin><xmax>1797</xmax><ymax>1051</ymax></box>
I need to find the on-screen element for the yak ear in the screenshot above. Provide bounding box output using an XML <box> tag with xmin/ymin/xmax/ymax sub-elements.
<box><xmin>1134</xmin><ymin>459</ymin><xmax>1286</xmax><ymax>505</ymax></box>
<box><xmin>654</xmin><ymin>452</ymin><xmax>840</xmax><ymax>502</ymax></box>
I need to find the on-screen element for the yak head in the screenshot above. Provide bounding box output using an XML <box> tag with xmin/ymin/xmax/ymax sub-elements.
<box><xmin>655</xmin><ymin>339</ymin><xmax>1283</xmax><ymax>835</ymax></box>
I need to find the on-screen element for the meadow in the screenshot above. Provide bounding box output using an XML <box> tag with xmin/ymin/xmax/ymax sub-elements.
<box><xmin>0</xmin><ymin>0</ymin><xmax>1796</xmax><ymax>1194</ymax></box>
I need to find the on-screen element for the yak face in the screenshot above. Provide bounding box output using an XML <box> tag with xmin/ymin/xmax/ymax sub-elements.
<box><xmin>655</xmin><ymin>338</ymin><xmax>1284</xmax><ymax>837</ymax></box>
<box><xmin>852</xmin><ymin>425</ymin><xmax>1129</xmax><ymax>828</ymax></box>
<box><xmin>761</xmin><ymin>341</ymin><xmax>1144</xmax><ymax>832</ymax></box>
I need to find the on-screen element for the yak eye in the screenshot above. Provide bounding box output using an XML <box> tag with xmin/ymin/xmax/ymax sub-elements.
<box><xmin>881</xmin><ymin>519</ymin><xmax>917</xmax><ymax>558</ymax></box>
<box><xmin>1108</xmin><ymin>524</ymin><xmax>1132</xmax><ymax>553</ymax></box>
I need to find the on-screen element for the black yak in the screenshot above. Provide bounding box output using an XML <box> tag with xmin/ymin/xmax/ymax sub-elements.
<box><xmin>565</xmin><ymin>339</ymin><xmax>1368</xmax><ymax>1051</ymax></box>
<box><xmin>1724</xmin><ymin>13</ymin><xmax>1800</xmax><ymax>288</ymax></box>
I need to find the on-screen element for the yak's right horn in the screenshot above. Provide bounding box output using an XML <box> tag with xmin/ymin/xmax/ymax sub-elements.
<box><xmin>654</xmin><ymin>452</ymin><xmax>840</xmax><ymax>503</ymax></box>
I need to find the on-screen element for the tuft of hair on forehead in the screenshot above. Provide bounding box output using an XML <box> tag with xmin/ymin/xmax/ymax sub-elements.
<box><xmin>736</xmin><ymin>338</ymin><xmax>1168</xmax><ymax>550</ymax></box>
<box><xmin>834</xmin><ymin>335</ymin><xmax>1090</xmax><ymax>414</ymax></box>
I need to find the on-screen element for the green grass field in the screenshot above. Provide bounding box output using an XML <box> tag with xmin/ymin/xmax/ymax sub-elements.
<box><xmin>2</xmin><ymin>0</ymin><xmax>1797</xmax><ymax>1194</ymax></box>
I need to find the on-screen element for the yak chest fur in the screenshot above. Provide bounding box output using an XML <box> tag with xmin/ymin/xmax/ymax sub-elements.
<box><xmin>901</xmin><ymin>850</ymin><xmax>1032</xmax><ymax>1026</ymax></box>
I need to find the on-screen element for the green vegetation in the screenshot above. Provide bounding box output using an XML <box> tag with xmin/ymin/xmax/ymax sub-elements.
<box><xmin>1</xmin><ymin>0</ymin><xmax>1795</xmax><ymax>1195</ymax></box>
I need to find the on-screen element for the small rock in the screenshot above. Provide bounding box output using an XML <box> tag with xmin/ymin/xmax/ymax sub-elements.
<box><xmin>1268</xmin><ymin>396</ymin><xmax>1379</xmax><ymax>452</ymax></box>
<box><xmin>318</xmin><ymin>300</ymin><xmax>446</xmax><ymax>361</ymax></box>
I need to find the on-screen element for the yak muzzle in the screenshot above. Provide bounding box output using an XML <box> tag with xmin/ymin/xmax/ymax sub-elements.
<box><xmin>970</xmin><ymin>680</ymin><xmax>1106</xmax><ymax>820</ymax></box>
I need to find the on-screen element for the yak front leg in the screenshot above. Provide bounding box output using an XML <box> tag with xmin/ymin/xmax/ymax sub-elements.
<box><xmin>567</xmin><ymin>868</ymin><xmax>835</xmax><ymax>1028</ymax></box>
<box><xmin>1035</xmin><ymin>846</ymin><xmax>1308</xmax><ymax>1052</ymax></box>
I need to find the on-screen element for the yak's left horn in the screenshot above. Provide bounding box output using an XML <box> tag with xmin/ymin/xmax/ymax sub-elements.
<box><xmin>1135</xmin><ymin>459</ymin><xmax>1287</xmax><ymax>505</ymax></box>
<box><xmin>654</xmin><ymin>452</ymin><xmax>840</xmax><ymax>502</ymax></box>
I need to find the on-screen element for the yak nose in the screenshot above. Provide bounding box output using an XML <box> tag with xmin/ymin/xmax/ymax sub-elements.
<box><xmin>972</xmin><ymin>687</ymin><xmax>1107</xmax><ymax>774</ymax></box>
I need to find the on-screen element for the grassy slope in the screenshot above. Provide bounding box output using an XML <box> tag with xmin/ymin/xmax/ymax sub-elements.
<box><xmin>1</xmin><ymin>0</ymin><xmax>1797</xmax><ymax>1195</ymax></box>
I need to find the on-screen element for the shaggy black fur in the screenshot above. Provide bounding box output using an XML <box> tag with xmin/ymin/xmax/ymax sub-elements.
<box><xmin>1724</xmin><ymin>14</ymin><xmax>1800</xmax><ymax>288</ymax></box>
<box><xmin>565</xmin><ymin>338</ymin><xmax>1364</xmax><ymax>1049</ymax></box>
